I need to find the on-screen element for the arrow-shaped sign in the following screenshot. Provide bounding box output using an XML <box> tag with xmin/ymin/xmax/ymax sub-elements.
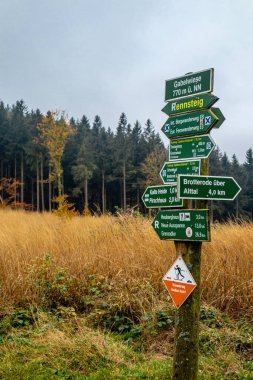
<box><xmin>177</xmin><ymin>175</ymin><xmax>241</xmax><ymax>201</ymax></box>
<box><xmin>162</xmin><ymin>94</ymin><xmax>219</xmax><ymax>116</ymax></box>
<box><xmin>211</xmin><ymin>107</ymin><xmax>225</xmax><ymax>129</ymax></box>
<box><xmin>142</xmin><ymin>185</ymin><xmax>183</xmax><ymax>208</ymax></box>
<box><xmin>152</xmin><ymin>209</ymin><xmax>210</xmax><ymax>241</ymax></box>
<box><xmin>161</xmin><ymin>109</ymin><xmax>218</xmax><ymax>139</ymax></box>
<box><xmin>169</xmin><ymin>134</ymin><xmax>216</xmax><ymax>161</ymax></box>
<box><xmin>160</xmin><ymin>160</ymin><xmax>201</xmax><ymax>184</ymax></box>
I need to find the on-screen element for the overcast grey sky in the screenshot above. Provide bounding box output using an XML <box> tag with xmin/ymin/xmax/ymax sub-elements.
<box><xmin>0</xmin><ymin>0</ymin><xmax>252</xmax><ymax>161</ymax></box>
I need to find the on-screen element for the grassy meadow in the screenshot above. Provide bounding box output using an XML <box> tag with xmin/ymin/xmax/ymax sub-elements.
<box><xmin>0</xmin><ymin>210</ymin><xmax>252</xmax><ymax>379</ymax></box>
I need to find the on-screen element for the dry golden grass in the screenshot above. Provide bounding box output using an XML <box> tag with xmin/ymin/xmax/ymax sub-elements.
<box><xmin>0</xmin><ymin>209</ymin><xmax>252</xmax><ymax>317</ymax></box>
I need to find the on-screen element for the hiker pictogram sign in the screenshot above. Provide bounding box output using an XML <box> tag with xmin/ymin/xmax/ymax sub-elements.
<box><xmin>163</xmin><ymin>256</ymin><xmax>197</xmax><ymax>309</ymax></box>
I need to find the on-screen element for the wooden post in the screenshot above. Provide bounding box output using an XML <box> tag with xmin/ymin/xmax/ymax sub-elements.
<box><xmin>172</xmin><ymin>158</ymin><xmax>209</xmax><ymax>380</ymax></box>
<box><xmin>172</xmin><ymin>240</ymin><xmax>202</xmax><ymax>379</ymax></box>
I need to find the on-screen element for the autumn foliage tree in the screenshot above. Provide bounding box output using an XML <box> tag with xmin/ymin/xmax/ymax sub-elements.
<box><xmin>37</xmin><ymin>111</ymin><xmax>74</xmax><ymax>202</ymax></box>
<box><xmin>0</xmin><ymin>178</ymin><xmax>23</xmax><ymax>208</ymax></box>
<box><xmin>140</xmin><ymin>146</ymin><xmax>167</xmax><ymax>186</ymax></box>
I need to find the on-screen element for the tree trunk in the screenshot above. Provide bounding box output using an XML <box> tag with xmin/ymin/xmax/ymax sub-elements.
<box><xmin>40</xmin><ymin>158</ymin><xmax>45</xmax><ymax>212</ymax></box>
<box><xmin>57</xmin><ymin>173</ymin><xmax>62</xmax><ymax>199</ymax></box>
<box><xmin>102</xmin><ymin>170</ymin><xmax>105</xmax><ymax>214</ymax></box>
<box><xmin>21</xmin><ymin>151</ymin><xmax>24</xmax><ymax>206</ymax></box>
<box><xmin>31</xmin><ymin>178</ymin><xmax>34</xmax><ymax>210</ymax></box>
<box><xmin>49</xmin><ymin>166</ymin><xmax>52</xmax><ymax>212</ymax></box>
<box><xmin>84</xmin><ymin>170</ymin><xmax>88</xmax><ymax>210</ymax></box>
<box><xmin>14</xmin><ymin>154</ymin><xmax>17</xmax><ymax>208</ymax></box>
<box><xmin>136</xmin><ymin>187</ymin><xmax>140</xmax><ymax>210</ymax></box>
<box><xmin>1</xmin><ymin>160</ymin><xmax>3</xmax><ymax>199</ymax></box>
<box><xmin>123</xmin><ymin>160</ymin><xmax>126</xmax><ymax>212</ymax></box>
<box><xmin>36</xmin><ymin>159</ymin><xmax>40</xmax><ymax>212</ymax></box>
<box><xmin>120</xmin><ymin>179</ymin><xmax>123</xmax><ymax>210</ymax></box>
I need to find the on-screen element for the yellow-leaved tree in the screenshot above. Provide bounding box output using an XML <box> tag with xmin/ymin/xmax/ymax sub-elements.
<box><xmin>37</xmin><ymin>111</ymin><xmax>74</xmax><ymax>205</ymax></box>
<box><xmin>140</xmin><ymin>146</ymin><xmax>168</xmax><ymax>186</ymax></box>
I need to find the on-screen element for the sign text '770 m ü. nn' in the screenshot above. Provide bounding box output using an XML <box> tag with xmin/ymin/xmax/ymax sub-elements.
<box><xmin>165</xmin><ymin>68</ymin><xmax>214</xmax><ymax>101</ymax></box>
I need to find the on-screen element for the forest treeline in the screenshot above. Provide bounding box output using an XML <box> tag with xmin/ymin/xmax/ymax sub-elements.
<box><xmin>0</xmin><ymin>99</ymin><xmax>252</xmax><ymax>221</ymax></box>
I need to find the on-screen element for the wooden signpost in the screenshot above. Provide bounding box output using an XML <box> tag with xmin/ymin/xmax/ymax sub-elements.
<box><xmin>142</xmin><ymin>68</ymin><xmax>241</xmax><ymax>380</ymax></box>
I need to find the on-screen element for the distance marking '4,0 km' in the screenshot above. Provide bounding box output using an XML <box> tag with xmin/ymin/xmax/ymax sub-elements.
<box><xmin>177</xmin><ymin>175</ymin><xmax>242</xmax><ymax>201</ymax></box>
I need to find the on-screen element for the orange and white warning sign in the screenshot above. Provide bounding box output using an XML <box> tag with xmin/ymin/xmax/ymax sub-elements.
<box><xmin>163</xmin><ymin>256</ymin><xmax>197</xmax><ymax>309</ymax></box>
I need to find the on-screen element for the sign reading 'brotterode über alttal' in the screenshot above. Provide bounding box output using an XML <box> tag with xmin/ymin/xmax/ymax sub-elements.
<box><xmin>165</xmin><ymin>69</ymin><xmax>214</xmax><ymax>102</ymax></box>
<box><xmin>178</xmin><ymin>175</ymin><xmax>242</xmax><ymax>201</ymax></box>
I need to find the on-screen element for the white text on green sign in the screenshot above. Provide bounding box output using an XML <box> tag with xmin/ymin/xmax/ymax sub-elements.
<box><xmin>142</xmin><ymin>185</ymin><xmax>183</xmax><ymax>208</ymax></box>
<box><xmin>165</xmin><ymin>69</ymin><xmax>214</xmax><ymax>101</ymax></box>
<box><xmin>152</xmin><ymin>209</ymin><xmax>210</xmax><ymax>241</ymax></box>
<box><xmin>162</xmin><ymin>109</ymin><xmax>218</xmax><ymax>139</ymax></box>
<box><xmin>177</xmin><ymin>175</ymin><xmax>241</xmax><ymax>201</ymax></box>
<box><xmin>169</xmin><ymin>135</ymin><xmax>216</xmax><ymax>161</ymax></box>
<box><xmin>160</xmin><ymin>160</ymin><xmax>201</xmax><ymax>184</ymax></box>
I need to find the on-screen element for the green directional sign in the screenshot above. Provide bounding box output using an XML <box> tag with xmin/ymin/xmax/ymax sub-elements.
<box><xmin>162</xmin><ymin>94</ymin><xmax>219</xmax><ymax>116</ymax></box>
<box><xmin>142</xmin><ymin>185</ymin><xmax>183</xmax><ymax>208</ymax></box>
<box><xmin>162</xmin><ymin>109</ymin><xmax>218</xmax><ymax>139</ymax></box>
<box><xmin>178</xmin><ymin>175</ymin><xmax>241</xmax><ymax>201</ymax></box>
<box><xmin>152</xmin><ymin>209</ymin><xmax>210</xmax><ymax>241</ymax></box>
<box><xmin>160</xmin><ymin>160</ymin><xmax>201</xmax><ymax>184</ymax></box>
<box><xmin>165</xmin><ymin>69</ymin><xmax>214</xmax><ymax>102</ymax></box>
<box><xmin>211</xmin><ymin>107</ymin><xmax>225</xmax><ymax>129</ymax></box>
<box><xmin>169</xmin><ymin>134</ymin><xmax>216</xmax><ymax>161</ymax></box>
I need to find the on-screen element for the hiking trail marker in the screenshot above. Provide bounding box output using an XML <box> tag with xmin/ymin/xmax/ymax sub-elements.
<box><xmin>142</xmin><ymin>185</ymin><xmax>183</xmax><ymax>208</ymax></box>
<box><xmin>160</xmin><ymin>160</ymin><xmax>201</xmax><ymax>184</ymax></box>
<box><xmin>152</xmin><ymin>209</ymin><xmax>210</xmax><ymax>241</ymax></box>
<box><xmin>169</xmin><ymin>134</ymin><xmax>216</xmax><ymax>161</ymax></box>
<box><xmin>161</xmin><ymin>109</ymin><xmax>218</xmax><ymax>139</ymax></box>
<box><xmin>163</xmin><ymin>256</ymin><xmax>197</xmax><ymax>309</ymax></box>
<box><xmin>178</xmin><ymin>175</ymin><xmax>242</xmax><ymax>201</ymax></box>
<box><xmin>162</xmin><ymin>93</ymin><xmax>218</xmax><ymax>116</ymax></box>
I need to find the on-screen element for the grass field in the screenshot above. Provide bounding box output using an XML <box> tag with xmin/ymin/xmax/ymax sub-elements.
<box><xmin>0</xmin><ymin>210</ymin><xmax>252</xmax><ymax>379</ymax></box>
